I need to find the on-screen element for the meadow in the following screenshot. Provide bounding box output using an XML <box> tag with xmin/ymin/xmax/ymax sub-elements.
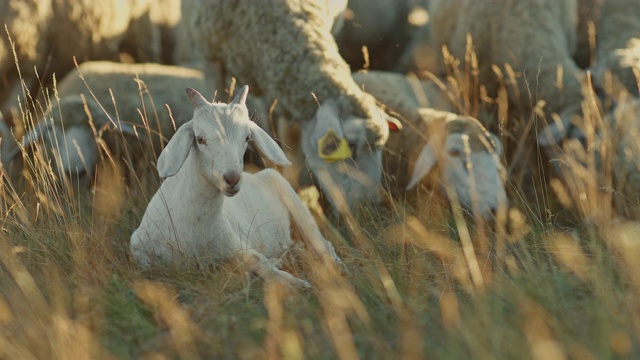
<box><xmin>1</xmin><ymin>41</ymin><xmax>640</xmax><ymax>360</ymax></box>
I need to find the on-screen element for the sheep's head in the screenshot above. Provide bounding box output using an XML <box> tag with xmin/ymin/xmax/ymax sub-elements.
<box><xmin>301</xmin><ymin>97</ymin><xmax>398</xmax><ymax>213</ymax></box>
<box><xmin>545</xmin><ymin>95</ymin><xmax>640</xmax><ymax>220</ymax></box>
<box><xmin>10</xmin><ymin>96</ymin><xmax>103</xmax><ymax>180</ymax></box>
<box><xmin>157</xmin><ymin>85</ymin><xmax>290</xmax><ymax>196</ymax></box>
<box><xmin>406</xmin><ymin>109</ymin><xmax>507</xmax><ymax>220</ymax></box>
<box><xmin>0</xmin><ymin>111</ymin><xmax>19</xmax><ymax>170</ymax></box>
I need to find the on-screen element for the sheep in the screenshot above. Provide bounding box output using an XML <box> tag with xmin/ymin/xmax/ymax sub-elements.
<box><xmin>1</xmin><ymin>0</ymin><xmax>132</xmax><ymax>109</ymax></box>
<box><xmin>574</xmin><ymin>0</ymin><xmax>602</xmax><ymax>69</ymax></box>
<box><xmin>608</xmin><ymin>97</ymin><xmax>640</xmax><ymax>217</ymax></box>
<box><xmin>130</xmin><ymin>85</ymin><xmax>344</xmax><ymax>288</ymax></box>
<box><xmin>410</xmin><ymin>0</ymin><xmax>615</xmax><ymax>218</ymax></box>
<box><xmin>350</xmin><ymin>70</ymin><xmax>507</xmax><ymax>220</ymax></box>
<box><xmin>0</xmin><ymin>111</ymin><xmax>18</xmax><ymax>171</ymax></box>
<box><xmin>428</xmin><ymin>0</ymin><xmax>584</xmax><ymax>129</ymax></box>
<box><xmin>8</xmin><ymin>61</ymin><xmax>207</xmax><ymax>178</ymax></box>
<box><xmin>0</xmin><ymin>0</ymin><xmax>53</xmax><ymax>117</ymax></box>
<box><xmin>592</xmin><ymin>0</ymin><xmax>640</xmax><ymax>97</ymax></box>
<box><xmin>181</xmin><ymin>0</ymin><xmax>402</xmax><ymax>212</ymax></box>
<box><xmin>404</xmin><ymin>0</ymin><xmax>590</xmax><ymax>164</ymax></box>
<box><xmin>1</xmin><ymin>0</ymin><xmax>189</xmax><ymax>127</ymax></box>
<box><xmin>334</xmin><ymin>0</ymin><xmax>428</xmax><ymax>71</ymax></box>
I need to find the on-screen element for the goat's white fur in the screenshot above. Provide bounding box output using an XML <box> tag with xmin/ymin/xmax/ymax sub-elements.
<box><xmin>130</xmin><ymin>85</ymin><xmax>343</xmax><ymax>287</ymax></box>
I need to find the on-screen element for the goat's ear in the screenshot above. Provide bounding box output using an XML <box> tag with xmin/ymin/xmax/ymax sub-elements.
<box><xmin>406</xmin><ymin>143</ymin><xmax>437</xmax><ymax>190</ymax></box>
<box><xmin>186</xmin><ymin>87</ymin><xmax>210</xmax><ymax>108</ymax></box>
<box><xmin>230</xmin><ymin>85</ymin><xmax>249</xmax><ymax>106</ymax></box>
<box><xmin>157</xmin><ymin>120</ymin><xmax>194</xmax><ymax>177</ymax></box>
<box><xmin>249</xmin><ymin>121</ymin><xmax>291</xmax><ymax>166</ymax></box>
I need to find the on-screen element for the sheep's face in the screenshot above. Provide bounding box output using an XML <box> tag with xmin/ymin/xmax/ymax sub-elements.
<box><xmin>439</xmin><ymin>131</ymin><xmax>507</xmax><ymax>219</ymax></box>
<box><xmin>312</xmin><ymin>117</ymin><xmax>383</xmax><ymax>213</ymax></box>
<box><xmin>406</xmin><ymin>117</ymin><xmax>507</xmax><ymax>221</ymax></box>
<box><xmin>191</xmin><ymin>102</ymin><xmax>251</xmax><ymax>196</ymax></box>
<box><xmin>9</xmin><ymin>96</ymin><xmax>103</xmax><ymax>181</ymax></box>
<box><xmin>302</xmin><ymin>102</ymin><xmax>385</xmax><ymax>213</ymax></box>
<box><xmin>157</xmin><ymin>86</ymin><xmax>291</xmax><ymax>194</ymax></box>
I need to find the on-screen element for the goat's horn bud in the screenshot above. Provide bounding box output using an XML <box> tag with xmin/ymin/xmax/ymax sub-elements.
<box><xmin>231</xmin><ymin>85</ymin><xmax>249</xmax><ymax>106</ymax></box>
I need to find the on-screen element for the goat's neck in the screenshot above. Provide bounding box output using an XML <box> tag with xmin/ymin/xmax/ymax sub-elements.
<box><xmin>170</xmin><ymin>151</ymin><xmax>225</xmax><ymax>216</ymax></box>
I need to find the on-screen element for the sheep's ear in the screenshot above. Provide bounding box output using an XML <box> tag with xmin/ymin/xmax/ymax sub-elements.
<box><xmin>14</xmin><ymin>122</ymin><xmax>52</xmax><ymax>161</ymax></box>
<box><xmin>230</xmin><ymin>85</ymin><xmax>249</xmax><ymax>106</ymax></box>
<box><xmin>157</xmin><ymin>120</ymin><xmax>194</xmax><ymax>177</ymax></box>
<box><xmin>538</xmin><ymin>121</ymin><xmax>569</xmax><ymax>146</ymax></box>
<box><xmin>56</xmin><ymin>126</ymin><xmax>99</xmax><ymax>174</ymax></box>
<box><xmin>186</xmin><ymin>87</ymin><xmax>210</xmax><ymax>108</ymax></box>
<box><xmin>307</xmin><ymin>99</ymin><xmax>349</xmax><ymax>158</ymax></box>
<box><xmin>385</xmin><ymin>113</ymin><xmax>402</xmax><ymax>132</ymax></box>
<box><xmin>116</xmin><ymin>123</ymin><xmax>137</xmax><ymax>136</ymax></box>
<box><xmin>249</xmin><ymin>121</ymin><xmax>291</xmax><ymax>166</ymax></box>
<box><xmin>0</xmin><ymin>111</ymin><xmax>19</xmax><ymax>163</ymax></box>
<box><xmin>0</xmin><ymin>111</ymin><xmax>8</xmax><ymax>137</ymax></box>
<box><xmin>406</xmin><ymin>143</ymin><xmax>438</xmax><ymax>190</ymax></box>
<box><xmin>488</xmin><ymin>132</ymin><xmax>503</xmax><ymax>156</ymax></box>
<box><xmin>538</xmin><ymin>106</ymin><xmax>583</xmax><ymax>146</ymax></box>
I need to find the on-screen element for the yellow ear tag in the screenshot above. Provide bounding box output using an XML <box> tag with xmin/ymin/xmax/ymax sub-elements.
<box><xmin>318</xmin><ymin>128</ymin><xmax>352</xmax><ymax>163</ymax></box>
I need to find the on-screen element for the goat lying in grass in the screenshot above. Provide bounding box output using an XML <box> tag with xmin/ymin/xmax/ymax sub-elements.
<box><xmin>130</xmin><ymin>85</ymin><xmax>343</xmax><ymax>288</ymax></box>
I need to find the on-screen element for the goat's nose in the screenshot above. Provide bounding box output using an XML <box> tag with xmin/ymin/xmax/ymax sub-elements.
<box><xmin>223</xmin><ymin>172</ymin><xmax>241</xmax><ymax>187</ymax></box>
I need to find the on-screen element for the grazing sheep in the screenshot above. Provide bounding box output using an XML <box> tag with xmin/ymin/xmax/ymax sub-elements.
<box><xmin>181</xmin><ymin>0</ymin><xmax>401</xmax><ymax>212</ymax></box>
<box><xmin>9</xmin><ymin>62</ymin><xmax>206</xmax><ymax>178</ymax></box>
<box><xmin>1</xmin><ymin>0</ymin><xmax>189</xmax><ymax>126</ymax></box>
<box><xmin>417</xmin><ymin>0</ymin><xmax>609</xmax><ymax>219</ymax></box>
<box><xmin>1</xmin><ymin>0</ymin><xmax>134</xmax><ymax>109</ymax></box>
<box><xmin>551</xmin><ymin>94</ymin><xmax>640</xmax><ymax>221</ymax></box>
<box><xmin>608</xmin><ymin>97</ymin><xmax>640</xmax><ymax>217</ymax></box>
<box><xmin>592</xmin><ymin>0</ymin><xmax>640</xmax><ymax>97</ymax></box>
<box><xmin>0</xmin><ymin>0</ymin><xmax>53</xmax><ymax>115</ymax></box>
<box><xmin>335</xmin><ymin>0</ymin><xmax>427</xmax><ymax>71</ymax></box>
<box><xmin>428</xmin><ymin>0</ymin><xmax>583</xmax><ymax>131</ymax></box>
<box><xmin>0</xmin><ymin>111</ymin><xmax>19</xmax><ymax>170</ymax></box>
<box><xmin>130</xmin><ymin>85</ymin><xmax>343</xmax><ymax>287</ymax></box>
<box><xmin>351</xmin><ymin>70</ymin><xmax>506</xmax><ymax>219</ymax></box>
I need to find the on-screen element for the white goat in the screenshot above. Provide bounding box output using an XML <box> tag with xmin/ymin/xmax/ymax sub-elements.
<box><xmin>130</xmin><ymin>86</ymin><xmax>343</xmax><ymax>288</ymax></box>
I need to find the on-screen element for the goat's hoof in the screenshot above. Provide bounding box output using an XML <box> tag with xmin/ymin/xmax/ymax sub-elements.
<box><xmin>274</xmin><ymin>271</ymin><xmax>311</xmax><ymax>289</ymax></box>
<box><xmin>293</xmin><ymin>278</ymin><xmax>311</xmax><ymax>289</ymax></box>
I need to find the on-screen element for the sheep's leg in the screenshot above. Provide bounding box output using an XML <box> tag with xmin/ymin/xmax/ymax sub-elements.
<box><xmin>237</xmin><ymin>248</ymin><xmax>311</xmax><ymax>289</ymax></box>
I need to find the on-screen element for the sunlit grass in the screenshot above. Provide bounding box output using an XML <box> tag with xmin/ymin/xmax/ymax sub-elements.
<box><xmin>1</xmin><ymin>35</ymin><xmax>640</xmax><ymax>360</ymax></box>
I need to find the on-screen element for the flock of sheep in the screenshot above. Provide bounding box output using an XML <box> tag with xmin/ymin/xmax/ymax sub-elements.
<box><xmin>1</xmin><ymin>0</ymin><xmax>639</xmax><ymax>286</ymax></box>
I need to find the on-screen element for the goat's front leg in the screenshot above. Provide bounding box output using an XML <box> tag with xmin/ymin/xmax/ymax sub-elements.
<box><xmin>236</xmin><ymin>248</ymin><xmax>311</xmax><ymax>289</ymax></box>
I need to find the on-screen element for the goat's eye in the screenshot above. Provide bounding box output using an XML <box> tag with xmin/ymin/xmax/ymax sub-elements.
<box><xmin>196</xmin><ymin>137</ymin><xmax>206</xmax><ymax>145</ymax></box>
<box><xmin>245</xmin><ymin>135</ymin><xmax>251</xmax><ymax>143</ymax></box>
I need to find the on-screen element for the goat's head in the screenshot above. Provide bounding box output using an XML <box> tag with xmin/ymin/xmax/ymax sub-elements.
<box><xmin>157</xmin><ymin>85</ymin><xmax>290</xmax><ymax>196</ymax></box>
<box><xmin>301</xmin><ymin>97</ymin><xmax>399</xmax><ymax>213</ymax></box>
<box><xmin>406</xmin><ymin>109</ymin><xmax>507</xmax><ymax>220</ymax></box>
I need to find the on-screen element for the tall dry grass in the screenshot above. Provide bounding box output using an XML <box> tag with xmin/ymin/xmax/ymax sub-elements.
<box><xmin>0</xmin><ymin>35</ymin><xmax>640</xmax><ymax>360</ymax></box>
